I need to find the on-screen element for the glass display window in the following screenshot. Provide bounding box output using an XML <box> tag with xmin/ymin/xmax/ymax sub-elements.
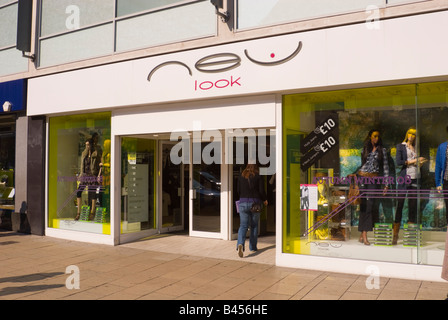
<box><xmin>283</xmin><ymin>81</ymin><xmax>448</xmax><ymax>266</ymax></box>
<box><xmin>0</xmin><ymin>117</ymin><xmax>15</xmax><ymax>229</ymax></box>
<box><xmin>48</xmin><ymin>112</ymin><xmax>111</xmax><ymax>234</ymax></box>
<box><xmin>120</xmin><ymin>137</ymin><xmax>156</xmax><ymax>234</ymax></box>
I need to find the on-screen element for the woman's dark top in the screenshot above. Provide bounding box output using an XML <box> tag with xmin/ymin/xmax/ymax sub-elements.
<box><xmin>237</xmin><ymin>174</ymin><xmax>267</xmax><ymax>203</ymax></box>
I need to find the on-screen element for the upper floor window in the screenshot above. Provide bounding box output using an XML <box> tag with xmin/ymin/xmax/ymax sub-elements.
<box><xmin>0</xmin><ymin>1</ymin><xmax>28</xmax><ymax>76</ymax></box>
<box><xmin>116</xmin><ymin>0</ymin><xmax>186</xmax><ymax>16</ymax></box>
<box><xmin>236</xmin><ymin>0</ymin><xmax>431</xmax><ymax>30</ymax></box>
<box><xmin>40</xmin><ymin>0</ymin><xmax>115</xmax><ymax>37</ymax></box>
<box><xmin>38</xmin><ymin>0</ymin><xmax>216</xmax><ymax>67</ymax></box>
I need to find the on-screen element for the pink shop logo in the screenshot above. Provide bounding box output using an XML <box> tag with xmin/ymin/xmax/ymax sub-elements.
<box><xmin>147</xmin><ymin>41</ymin><xmax>303</xmax><ymax>91</ymax></box>
<box><xmin>194</xmin><ymin>76</ymin><xmax>241</xmax><ymax>91</ymax></box>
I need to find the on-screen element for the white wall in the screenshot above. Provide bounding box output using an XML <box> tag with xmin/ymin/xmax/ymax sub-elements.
<box><xmin>112</xmin><ymin>95</ymin><xmax>276</xmax><ymax>135</ymax></box>
<box><xmin>28</xmin><ymin>11</ymin><xmax>448</xmax><ymax>116</ymax></box>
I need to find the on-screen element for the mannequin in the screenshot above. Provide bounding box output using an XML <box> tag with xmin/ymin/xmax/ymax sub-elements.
<box><xmin>75</xmin><ymin>138</ymin><xmax>102</xmax><ymax>220</ymax></box>
<box><xmin>435</xmin><ymin>125</ymin><xmax>448</xmax><ymax>224</ymax></box>
<box><xmin>393</xmin><ymin>127</ymin><xmax>427</xmax><ymax>245</ymax></box>
<box><xmin>357</xmin><ymin>129</ymin><xmax>390</xmax><ymax>245</ymax></box>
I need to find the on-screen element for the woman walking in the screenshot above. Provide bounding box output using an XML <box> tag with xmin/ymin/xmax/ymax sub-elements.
<box><xmin>237</xmin><ymin>164</ymin><xmax>268</xmax><ymax>257</ymax></box>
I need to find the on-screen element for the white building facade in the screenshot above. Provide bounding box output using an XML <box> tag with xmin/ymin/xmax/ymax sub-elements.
<box><xmin>2</xmin><ymin>0</ymin><xmax>448</xmax><ymax>282</ymax></box>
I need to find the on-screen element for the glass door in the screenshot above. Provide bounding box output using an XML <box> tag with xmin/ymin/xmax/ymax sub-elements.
<box><xmin>191</xmin><ymin>141</ymin><xmax>223</xmax><ymax>238</ymax></box>
<box><xmin>229</xmin><ymin>129</ymin><xmax>276</xmax><ymax>240</ymax></box>
<box><xmin>160</xmin><ymin>141</ymin><xmax>185</xmax><ymax>233</ymax></box>
<box><xmin>120</xmin><ymin>137</ymin><xmax>156</xmax><ymax>236</ymax></box>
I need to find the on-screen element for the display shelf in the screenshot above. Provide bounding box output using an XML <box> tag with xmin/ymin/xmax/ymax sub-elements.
<box><xmin>329</xmin><ymin>186</ymin><xmax>351</xmax><ymax>241</ymax></box>
<box><xmin>305</xmin><ymin>168</ymin><xmax>354</xmax><ymax>241</ymax></box>
<box><xmin>79</xmin><ymin>205</ymin><xmax>90</xmax><ymax>221</ymax></box>
<box><xmin>403</xmin><ymin>223</ymin><xmax>423</xmax><ymax>247</ymax></box>
<box><xmin>374</xmin><ymin>223</ymin><xmax>393</xmax><ymax>246</ymax></box>
<box><xmin>94</xmin><ymin>207</ymin><xmax>108</xmax><ymax>223</ymax></box>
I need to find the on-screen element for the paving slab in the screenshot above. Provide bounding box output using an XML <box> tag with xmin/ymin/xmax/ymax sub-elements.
<box><xmin>1</xmin><ymin>230</ymin><xmax>448</xmax><ymax>302</ymax></box>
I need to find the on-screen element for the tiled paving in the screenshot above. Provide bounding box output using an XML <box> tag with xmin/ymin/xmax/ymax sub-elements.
<box><xmin>1</xmin><ymin>230</ymin><xmax>448</xmax><ymax>300</ymax></box>
<box><xmin>121</xmin><ymin>232</ymin><xmax>276</xmax><ymax>265</ymax></box>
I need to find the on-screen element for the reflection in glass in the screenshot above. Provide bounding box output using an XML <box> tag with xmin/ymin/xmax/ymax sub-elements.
<box><xmin>192</xmin><ymin>142</ymin><xmax>221</xmax><ymax>233</ymax></box>
<box><xmin>162</xmin><ymin>142</ymin><xmax>184</xmax><ymax>228</ymax></box>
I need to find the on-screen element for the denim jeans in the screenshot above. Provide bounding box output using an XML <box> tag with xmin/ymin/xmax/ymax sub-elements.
<box><xmin>237</xmin><ymin>202</ymin><xmax>260</xmax><ymax>252</ymax></box>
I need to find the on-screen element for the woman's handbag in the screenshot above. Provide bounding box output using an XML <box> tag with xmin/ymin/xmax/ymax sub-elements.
<box><xmin>251</xmin><ymin>202</ymin><xmax>263</xmax><ymax>213</ymax></box>
<box><xmin>248</xmin><ymin>178</ymin><xmax>263</xmax><ymax>213</ymax></box>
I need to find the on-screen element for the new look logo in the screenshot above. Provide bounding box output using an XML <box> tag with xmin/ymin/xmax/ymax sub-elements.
<box><xmin>147</xmin><ymin>42</ymin><xmax>303</xmax><ymax>92</ymax></box>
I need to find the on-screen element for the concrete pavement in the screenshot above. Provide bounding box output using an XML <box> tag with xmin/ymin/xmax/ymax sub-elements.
<box><xmin>1</xmin><ymin>230</ymin><xmax>448</xmax><ymax>301</ymax></box>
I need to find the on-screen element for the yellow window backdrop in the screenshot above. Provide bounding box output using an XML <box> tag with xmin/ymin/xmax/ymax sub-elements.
<box><xmin>48</xmin><ymin>112</ymin><xmax>111</xmax><ymax>234</ymax></box>
<box><xmin>283</xmin><ymin>82</ymin><xmax>448</xmax><ymax>266</ymax></box>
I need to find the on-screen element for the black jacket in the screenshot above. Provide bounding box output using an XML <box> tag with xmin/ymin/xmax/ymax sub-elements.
<box><xmin>237</xmin><ymin>174</ymin><xmax>267</xmax><ymax>202</ymax></box>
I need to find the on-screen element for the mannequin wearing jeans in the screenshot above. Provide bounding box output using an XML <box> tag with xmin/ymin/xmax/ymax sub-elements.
<box><xmin>357</xmin><ymin>129</ymin><xmax>390</xmax><ymax>245</ymax></box>
<box><xmin>394</xmin><ymin>127</ymin><xmax>427</xmax><ymax>244</ymax></box>
<box><xmin>236</xmin><ymin>164</ymin><xmax>268</xmax><ymax>258</ymax></box>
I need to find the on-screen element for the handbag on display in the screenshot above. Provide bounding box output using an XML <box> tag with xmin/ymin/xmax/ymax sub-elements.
<box><xmin>348</xmin><ymin>174</ymin><xmax>360</xmax><ymax>205</ymax></box>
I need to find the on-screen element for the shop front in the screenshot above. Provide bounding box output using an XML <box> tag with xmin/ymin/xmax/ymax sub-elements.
<box><xmin>0</xmin><ymin>79</ymin><xmax>26</xmax><ymax>231</ymax></box>
<box><xmin>112</xmin><ymin>96</ymin><xmax>277</xmax><ymax>244</ymax></box>
<box><xmin>281</xmin><ymin>82</ymin><xmax>448</xmax><ymax>281</ymax></box>
<box><xmin>27</xmin><ymin>10</ymin><xmax>448</xmax><ymax>280</ymax></box>
<box><xmin>42</xmin><ymin>97</ymin><xmax>276</xmax><ymax>245</ymax></box>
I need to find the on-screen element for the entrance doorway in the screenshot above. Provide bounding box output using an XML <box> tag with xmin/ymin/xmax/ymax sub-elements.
<box><xmin>229</xmin><ymin>130</ymin><xmax>276</xmax><ymax>240</ymax></box>
<box><xmin>120</xmin><ymin>135</ymin><xmax>225</xmax><ymax>241</ymax></box>
<box><xmin>119</xmin><ymin>129</ymin><xmax>274</xmax><ymax>243</ymax></box>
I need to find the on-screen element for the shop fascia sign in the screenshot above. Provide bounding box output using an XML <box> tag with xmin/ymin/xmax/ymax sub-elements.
<box><xmin>146</xmin><ymin>41</ymin><xmax>303</xmax><ymax>91</ymax></box>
